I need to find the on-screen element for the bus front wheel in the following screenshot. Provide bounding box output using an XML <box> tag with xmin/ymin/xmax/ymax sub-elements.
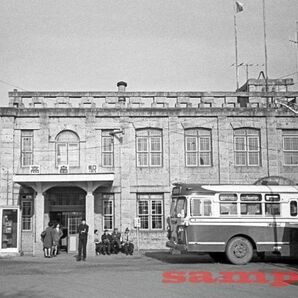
<box><xmin>226</xmin><ymin>237</ymin><xmax>253</xmax><ymax>265</ymax></box>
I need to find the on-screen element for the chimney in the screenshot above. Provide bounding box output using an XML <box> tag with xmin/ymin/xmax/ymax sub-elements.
<box><xmin>117</xmin><ymin>81</ymin><xmax>127</xmax><ymax>92</ymax></box>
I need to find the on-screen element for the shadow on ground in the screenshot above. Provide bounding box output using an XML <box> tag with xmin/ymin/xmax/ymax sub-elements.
<box><xmin>145</xmin><ymin>251</ymin><xmax>213</xmax><ymax>264</ymax></box>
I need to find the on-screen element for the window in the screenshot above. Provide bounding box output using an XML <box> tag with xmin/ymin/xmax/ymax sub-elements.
<box><xmin>283</xmin><ymin>130</ymin><xmax>298</xmax><ymax>165</ymax></box>
<box><xmin>56</xmin><ymin>130</ymin><xmax>80</xmax><ymax>167</ymax></box>
<box><xmin>21</xmin><ymin>130</ymin><xmax>33</xmax><ymax>166</ymax></box>
<box><xmin>102</xmin><ymin>130</ymin><xmax>114</xmax><ymax>167</ymax></box>
<box><xmin>240</xmin><ymin>194</ymin><xmax>262</xmax><ymax>216</ymax></box>
<box><xmin>136</xmin><ymin>129</ymin><xmax>162</xmax><ymax>167</ymax></box>
<box><xmin>22</xmin><ymin>200</ymin><xmax>32</xmax><ymax>231</ymax></box>
<box><xmin>137</xmin><ymin>194</ymin><xmax>163</xmax><ymax>230</ymax></box>
<box><xmin>265</xmin><ymin>203</ymin><xmax>280</xmax><ymax>216</ymax></box>
<box><xmin>240</xmin><ymin>203</ymin><xmax>262</xmax><ymax>215</ymax></box>
<box><xmin>219</xmin><ymin>194</ymin><xmax>238</xmax><ymax>201</ymax></box>
<box><xmin>234</xmin><ymin>128</ymin><xmax>260</xmax><ymax>166</ymax></box>
<box><xmin>103</xmin><ymin>194</ymin><xmax>114</xmax><ymax>230</ymax></box>
<box><xmin>220</xmin><ymin>203</ymin><xmax>237</xmax><ymax>215</ymax></box>
<box><xmin>290</xmin><ymin>201</ymin><xmax>298</xmax><ymax>216</ymax></box>
<box><xmin>185</xmin><ymin>128</ymin><xmax>212</xmax><ymax>166</ymax></box>
<box><xmin>190</xmin><ymin>198</ymin><xmax>212</xmax><ymax>216</ymax></box>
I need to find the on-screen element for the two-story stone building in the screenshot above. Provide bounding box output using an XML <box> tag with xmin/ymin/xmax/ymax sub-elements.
<box><xmin>0</xmin><ymin>79</ymin><xmax>297</xmax><ymax>256</ymax></box>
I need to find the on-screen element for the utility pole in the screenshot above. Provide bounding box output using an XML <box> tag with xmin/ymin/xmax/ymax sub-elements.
<box><xmin>289</xmin><ymin>21</ymin><xmax>298</xmax><ymax>85</ymax></box>
<box><xmin>262</xmin><ymin>0</ymin><xmax>269</xmax><ymax>91</ymax></box>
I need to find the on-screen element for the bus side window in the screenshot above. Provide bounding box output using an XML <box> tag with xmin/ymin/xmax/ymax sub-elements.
<box><xmin>290</xmin><ymin>201</ymin><xmax>298</xmax><ymax>216</ymax></box>
<box><xmin>203</xmin><ymin>200</ymin><xmax>212</xmax><ymax>216</ymax></box>
<box><xmin>191</xmin><ymin>199</ymin><xmax>201</xmax><ymax>216</ymax></box>
<box><xmin>220</xmin><ymin>203</ymin><xmax>237</xmax><ymax>215</ymax></box>
<box><xmin>265</xmin><ymin>203</ymin><xmax>280</xmax><ymax>216</ymax></box>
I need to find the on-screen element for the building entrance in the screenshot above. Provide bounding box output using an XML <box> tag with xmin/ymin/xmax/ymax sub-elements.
<box><xmin>46</xmin><ymin>187</ymin><xmax>86</xmax><ymax>252</ymax></box>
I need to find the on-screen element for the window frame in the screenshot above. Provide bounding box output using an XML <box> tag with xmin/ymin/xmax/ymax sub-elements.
<box><xmin>136</xmin><ymin>129</ymin><xmax>163</xmax><ymax>168</ymax></box>
<box><xmin>185</xmin><ymin>128</ymin><xmax>212</xmax><ymax>167</ymax></box>
<box><xmin>21</xmin><ymin>130</ymin><xmax>34</xmax><ymax>167</ymax></box>
<box><xmin>282</xmin><ymin>130</ymin><xmax>298</xmax><ymax>166</ymax></box>
<box><xmin>101</xmin><ymin>130</ymin><xmax>114</xmax><ymax>167</ymax></box>
<box><xmin>102</xmin><ymin>194</ymin><xmax>114</xmax><ymax>231</ymax></box>
<box><xmin>234</xmin><ymin>128</ymin><xmax>261</xmax><ymax>167</ymax></box>
<box><xmin>137</xmin><ymin>194</ymin><xmax>164</xmax><ymax>230</ymax></box>
<box><xmin>21</xmin><ymin>200</ymin><xmax>33</xmax><ymax>231</ymax></box>
<box><xmin>55</xmin><ymin>131</ymin><xmax>80</xmax><ymax>167</ymax></box>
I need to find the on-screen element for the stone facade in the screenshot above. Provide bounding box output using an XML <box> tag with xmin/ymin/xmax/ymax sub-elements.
<box><xmin>0</xmin><ymin>79</ymin><xmax>297</xmax><ymax>256</ymax></box>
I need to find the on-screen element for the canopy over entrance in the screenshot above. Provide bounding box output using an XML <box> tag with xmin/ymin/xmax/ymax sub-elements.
<box><xmin>13</xmin><ymin>173</ymin><xmax>114</xmax><ymax>193</ymax></box>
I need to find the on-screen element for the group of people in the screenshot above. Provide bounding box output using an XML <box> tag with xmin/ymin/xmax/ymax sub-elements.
<box><xmin>95</xmin><ymin>227</ymin><xmax>134</xmax><ymax>256</ymax></box>
<box><xmin>41</xmin><ymin>219</ymin><xmax>134</xmax><ymax>262</ymax></box>
<box><xmin>41</xmin><ymin>222</ymin><xmax>63</xmax><ymax>258</ymax></box>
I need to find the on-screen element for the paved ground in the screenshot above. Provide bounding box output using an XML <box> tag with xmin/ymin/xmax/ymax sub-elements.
<box><xmin>1</xmin><ymin>251</ymin><xmax>298</xmax><ymax>298</ymax></box>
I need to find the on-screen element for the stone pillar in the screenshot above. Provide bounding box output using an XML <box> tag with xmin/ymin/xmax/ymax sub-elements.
<box><xmin>34</xmin><ymin>192</ymin><xmax>45</xmax><ymax>256</ymax></box>
<box><xmin>85</xmin><ymin>192</ymin><xmax>95</xmax><ymax>255</ymax></box>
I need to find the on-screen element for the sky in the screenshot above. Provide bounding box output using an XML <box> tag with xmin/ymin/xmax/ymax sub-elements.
<box><xmin>0</xmin><ymin>0</ymin><xmax>297</xmax><ymax>105</ymax></box>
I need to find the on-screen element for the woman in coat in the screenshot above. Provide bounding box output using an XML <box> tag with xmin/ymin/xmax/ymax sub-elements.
<box><xmin>52</xmin><ymin>223</ymin><xmax>63</xmax><ymax>256</ymax></box>
<box><xmin>41</xmin><ymin>222</ymin><xmax>54</xmax><ymax>258</ymax></box>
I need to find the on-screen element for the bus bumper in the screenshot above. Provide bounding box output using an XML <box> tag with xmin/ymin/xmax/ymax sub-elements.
<box><xmin>166</xmin><ymin>240</ymin><xmax>187</xmax><ymax>251</ymax></box>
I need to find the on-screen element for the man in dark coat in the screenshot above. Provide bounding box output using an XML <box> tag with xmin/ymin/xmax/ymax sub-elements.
<box><xmin>77</xmin><ymin>219</ymin><xmax>89</xmax><ymax>261</ymax></box>
<box><xmin>101</xmin><ymin>229</ymin><xmax>111</xmax><ymax>255</ymax></box>
<box><xmin>111</xmin><ymin>228</ymin><xmax>121</xmax><ymax>254</ymax></box>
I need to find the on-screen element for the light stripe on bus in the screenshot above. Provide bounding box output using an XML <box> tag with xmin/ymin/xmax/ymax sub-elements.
<box><xmin>189</xmin><ymin>242</ymin><xmax>225</xmax><ymax>245</ymax></box>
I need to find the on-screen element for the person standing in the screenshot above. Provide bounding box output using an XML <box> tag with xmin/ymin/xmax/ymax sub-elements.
<box><xmin>41</xmin><ymin>222</ymin><xmax>54</xmax><ymax>258</ymax></box>
<box><xmin>77</xmin><ymin>219</ymin><xmax>89</xmax><ymax>261</ymax></box>
<box><xmin>52</xmin><ymin>223</ymin><xmax>63</xmax><ymax>257</ymax></box>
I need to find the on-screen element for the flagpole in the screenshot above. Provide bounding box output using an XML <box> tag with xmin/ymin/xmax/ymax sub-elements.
<box><xmin>262</xmin><ymin>0</ymin><xmax>269</xmax><ymax>91</ymax></box>
<box><xmin>233</xmin><ymin>3</ymin><xmax>240</xmax><ymax>90</ymax></box>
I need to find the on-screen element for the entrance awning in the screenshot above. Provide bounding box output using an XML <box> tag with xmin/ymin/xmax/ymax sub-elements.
<box><xmin>13</xmin><ymin>173</ymin><xmax>114</xmax><ymax>193</ymax></box>
<box><xmin>13</xmin><ymin>173</ymin><xmax>114</xmax><ymax>183</ymax></box>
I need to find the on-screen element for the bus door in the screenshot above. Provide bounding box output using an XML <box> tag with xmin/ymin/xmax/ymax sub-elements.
<box><xmin>288</xmin><ymin>199</ymin><xmax>298</xmax><ymax>256</ymax></box>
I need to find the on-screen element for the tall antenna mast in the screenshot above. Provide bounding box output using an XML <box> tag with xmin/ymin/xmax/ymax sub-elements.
<box><xmin>289</xmin><ymin>21</ymin><xmax>298</xmax><ymax>85</ymax></box>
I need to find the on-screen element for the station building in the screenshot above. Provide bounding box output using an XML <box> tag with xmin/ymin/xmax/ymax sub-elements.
<box><xmin>0</xmin><ymin>79</ymin><xmax>297</xmax><ymax>256</ymax></box>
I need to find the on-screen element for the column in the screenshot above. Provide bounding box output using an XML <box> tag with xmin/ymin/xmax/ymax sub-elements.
<box><xmin>85</xmin><ymin>192</ymin><xmax>95</xmax><ymax>255</ymax></box>
<box><xmin>34</xmin><ymin>192</ymin><xmax>44</xmax><ymax>256</ymax></box>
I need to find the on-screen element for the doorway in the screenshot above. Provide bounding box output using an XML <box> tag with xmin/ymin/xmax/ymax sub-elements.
<box><xmin>46</xmin><ymin>187</ymin><xmax>86</xmax><ymax>252</ymax></box>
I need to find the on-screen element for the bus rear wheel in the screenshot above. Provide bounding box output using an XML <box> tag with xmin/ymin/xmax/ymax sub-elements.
<box><xmin>226</xmin><ymin>237</ymin><xmax>253</xmax><ymax>265</ymax></box>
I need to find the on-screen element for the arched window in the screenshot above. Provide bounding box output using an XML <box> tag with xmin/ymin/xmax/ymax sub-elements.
<box><xmin>185</xmin><ymin>128</ymin><xmax>212</xmax><ymax>166</ymax></box>
<box><xmin>56</xmin><ymin>130</ymin><xmax>80</xmax><ymax>167</ymax></box>
<box><xmin>234</xmin><ymin>128</ymin><xmax>260</xmax><ymax>166</ymax></box>
<box><xmin>136</xmin><ymin>129</ymin><xmax>162</xmax><ymax>167</ymax></box>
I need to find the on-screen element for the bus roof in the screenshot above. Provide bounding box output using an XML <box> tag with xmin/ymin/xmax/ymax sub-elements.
<box><xmin>172</xmin><ymin>183</ymin><xmax>298</xmax><ymax>196</ymax></box>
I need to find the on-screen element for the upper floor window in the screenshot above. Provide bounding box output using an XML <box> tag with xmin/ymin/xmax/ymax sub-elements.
<box><xmin>21</xmin><ymin>130</ymin><xmax>33</xmax><ymax>167</ymax></box>
<box><xmin>102</xmin><ymin>130</ymin><xmax>114</xmax><ymax>167</ymax></box>
<box><xmin>56</xmin><ymin>130</ymin><xmax>80</xmax><ymax>167</ymax></box>
<box><xmin>234</xmin><ymin>128</ymin><xmax>260</xmax><ymax>166</ymax></box>
<box><xmin>283</xmin><ymin>130</ymin><xmax>298</xmax><ymax>165</ymax></box>
<box><xmin>136</xmin><ymin>129</ymin><xmax>162</xmax><ymax>167</ymax></box>
<box><xmin>185</xmin><ymin>128</ymin><xmax>212</xmax><ymax>166</ymax></box>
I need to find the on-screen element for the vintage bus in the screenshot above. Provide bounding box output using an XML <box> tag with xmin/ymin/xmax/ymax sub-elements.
<box><xmin>166</xmin><ymin>183</ymin><xmax>298</xmax><ymax>265</ymax></box>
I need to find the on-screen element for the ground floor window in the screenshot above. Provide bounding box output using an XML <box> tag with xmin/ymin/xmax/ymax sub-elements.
<box><xmin>137</xmin><ymin>194</ymin><xmax>164</xmax><ymax>230</ymax></box>
<box><xmin>103</xmin><ymin>194</ymin><xmax>114</xmax><ymax>230</ymax></box>
<box><xmin>2</xmin><ymin>209</ymin><xmax>18</xmax><ymax>249</ymax></box>
<box><xmin>22</xmin><ymin>199</ymin><xmax>33</xmax><ymax>231</ymax></box>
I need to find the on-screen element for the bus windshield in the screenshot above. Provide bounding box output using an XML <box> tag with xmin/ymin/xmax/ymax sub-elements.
<box><xmin>174</xmin><ymin>197</ymin><xmax>187</xmax><ymax>218</ymax></box>
<box><xmin>170</xmin><ymin>199</ymin><xmax>177</xmax><ymax>217</ymax></box>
